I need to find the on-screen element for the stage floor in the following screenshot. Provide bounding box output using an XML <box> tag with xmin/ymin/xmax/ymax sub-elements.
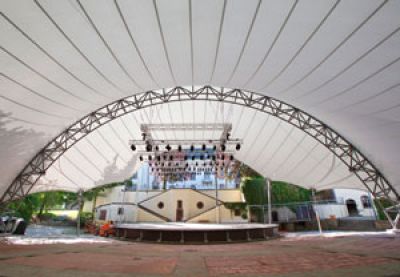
<box><xmin>116</xmin><ymin>222</ymin><xmax>277</xmax><ymax>231</ymax></box>
<box><xmin>115</xmin><ymin>222</ymin><xmax>279</xmax><ymax>243</ymax></box>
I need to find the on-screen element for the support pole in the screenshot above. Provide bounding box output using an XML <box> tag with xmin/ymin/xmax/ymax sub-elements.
<box><xmin>76</xmin><ymin>189</ymin><xmax>83</xmax><ymax>237</ymax></box>
<box><xmin>266</xmin><ymin>178</ymin><xmax>272</xmax><ymax>224</ymax></box>
<box><xmin>215</xmin><ymin>172</ymin><xmax>220</xmax><ymax>223</ymax></box>
<box><xmin>312</xmin><ymin>189</ymin><xmax>322</xmax><ymax>235</ymax></box>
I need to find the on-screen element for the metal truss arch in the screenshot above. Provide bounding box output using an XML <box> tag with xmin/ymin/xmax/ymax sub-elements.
<box><xmin>1</xmin><ymin>86</ymin><xmax>399</xmax><ymax>206</ymax></box>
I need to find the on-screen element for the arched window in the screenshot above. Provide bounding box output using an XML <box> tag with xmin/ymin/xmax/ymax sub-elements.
<box><xmin>361</xmin><ymin>195</ymin><xmax>372</xmax><ymax>208</ymax></box>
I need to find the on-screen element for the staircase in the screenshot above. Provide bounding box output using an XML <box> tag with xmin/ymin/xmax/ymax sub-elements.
<box><xmin>137</xmin><ymin>204</ymin><xmax>171</xmax><ymax>222</ymax></box>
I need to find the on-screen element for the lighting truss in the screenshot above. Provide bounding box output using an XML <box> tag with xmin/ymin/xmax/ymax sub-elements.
<box><xmin>1</xmin><ymin>86</ymin><xmax>399</xmax><ymax>216</ymax></box>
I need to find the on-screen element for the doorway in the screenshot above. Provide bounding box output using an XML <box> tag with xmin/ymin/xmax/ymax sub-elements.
<box><xmin>346</xmin><ymin>199</ymin><xmax>358</xmax><ymax>216</ymax></box>
<box><xmin>176</xmin><ymin>200</ymin><xmax>184</xmax><ymax>221</ymax></box>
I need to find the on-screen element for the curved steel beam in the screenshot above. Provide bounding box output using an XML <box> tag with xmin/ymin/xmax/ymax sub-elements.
<box><xmin>1</xmin><ymin>86</ymin><xmax>399</xmax><ymax>205</ymax></box>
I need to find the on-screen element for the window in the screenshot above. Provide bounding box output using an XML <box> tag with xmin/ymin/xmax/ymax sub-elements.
<box><xmin>99</xmin><ymin>210</ymin><xmax>107</xmax><ymax>220</ymax></box>
<box><xmin>117</xmin><ymin>207</ymin><xmax>124</xmax><ymax>215</ymax></box>
<box><xmin>361</xmin><ymin>195</ymin><xmax>372</xmax><ymax>208</ymax></box>
<box><xmin>197</xmin><ymin>201</ymin><xmax>204</xmax><ymax>209</ymax></box>
<box><xmin>158</xmin><ymin>202</ymin><xmax>164</xmax><ymax>209</ymax></box>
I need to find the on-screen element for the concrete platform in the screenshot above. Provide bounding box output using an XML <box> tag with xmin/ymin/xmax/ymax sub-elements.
<box><xmin>115</xmin><ymin>222</ymin><xmax>279</xmax><ymax>243</ymax></box>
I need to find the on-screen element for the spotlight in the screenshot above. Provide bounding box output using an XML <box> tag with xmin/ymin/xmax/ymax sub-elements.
<box><xmin>148</xmin><ymin>155</ymin><xmax>152</xmax><ymax>161</ymax></box>
<box><xmin>155</xmin><ymin>145</ymin><xmax>159</xmax><ymax>151</ymax></box>
<box><xmin>139</xmin><ymin>156</ymin><xmax>143</xmax><ymax>161</ymax></box>
<box><xmin>157</xmin><ymin>156</ymin><xmax>161</xmax><ymax>161</ymax></box>
<box><xmin>221</xmin><ymin>144</ymin><xmax>226</xmax><ymax>151</ymax></box>
<box><xmin>130</xmin><ymin>144</ymin><xmax>136</xmax><ymax>151</ymax></box>
<box><xmin>163</xmin><ymin>155</ymin><xmax>167</xmax><ymax>160</ymax></box>
<box><xmin>146</xmin><ymin>144</ymin><xmax>152</xmax><ymax>152</ymax></box>
<box><xmin>213</xmin><ymin>145</ymin><xmax>217</xmax><ymax>151</ymax></box>
<box><xmin>169</xmin><ymin>155</ymin><xmax>173</xmax><ymax>161</ymax></box>
<box><xmin>236</xmin><ymin>143</ymin><xmax>241</xmax><ymax>151</ymax></box>
<box><xmin>178</xmin><ymin>145</ymin><xmax>182</xmax><ymax>152</ymax></box>
<box><xmin>230</xmin><ymin>155</ymin><xmax>234</xmax><ymax>161</ymax></box>
<box><xmin>191</xmin><ymin>155</ymin><xmax>195</xmax><ymax>161</ymax></box>
<box><xmin>190</xmin><ymin>145</ymin><xmax>194</xmax><ymax>152</ymax></box>
<box><xmin>221</xmin><ymin>154</ymin><xmax>225</xmax><ymax>160</ymax></box>
<box><xmin>166</xmin><ymin>144</ymin><xmax>171</xmax><ymax>151</ymax></box>
<box><xmin>202</xmin><ymin>144</ymin><xmax>206</xmax><ymax>151</ymax></box>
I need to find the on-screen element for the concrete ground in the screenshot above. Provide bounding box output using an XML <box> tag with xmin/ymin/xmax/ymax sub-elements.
<box><xmin>1</xmin><ymin>232</ymin><xmax>400</xmax><ymax>277</ymax></box>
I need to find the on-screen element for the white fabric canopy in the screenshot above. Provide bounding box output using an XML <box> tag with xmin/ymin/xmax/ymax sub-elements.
<box><xmin>0</xmin><ymin>0</ymin><xmax>399</xmax><ymax>196</ymax></box>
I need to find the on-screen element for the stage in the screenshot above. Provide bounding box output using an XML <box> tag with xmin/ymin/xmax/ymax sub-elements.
<box><xmin>115</xmin><ymin>222</ymin><xmax>279</xmax><ymax>243</ymax></box>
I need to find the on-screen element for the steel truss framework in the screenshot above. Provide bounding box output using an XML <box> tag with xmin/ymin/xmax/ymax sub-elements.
<box><xmin>1</xmin><ymin>86</ymin><xmax>399</xmax><ymax>212</ymax></box>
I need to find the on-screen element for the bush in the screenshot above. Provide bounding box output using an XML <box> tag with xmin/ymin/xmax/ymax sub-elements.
<box><xmin>79</xmin><ymin>212</ymin><xmax>93</xmax><ymax>226</ymax></box>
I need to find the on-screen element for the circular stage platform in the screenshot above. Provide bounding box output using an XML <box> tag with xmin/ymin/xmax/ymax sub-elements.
<box><xmin>115</xmin><ymin>222</ymin><xmax>279</xmax><ymax>243</ymax></box>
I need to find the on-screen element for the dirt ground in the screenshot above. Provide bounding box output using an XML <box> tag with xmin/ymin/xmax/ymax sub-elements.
<box><xmin>1</xmin><ymin>233</ymin><xmax>400</xmax><ymax>277</ymax></box>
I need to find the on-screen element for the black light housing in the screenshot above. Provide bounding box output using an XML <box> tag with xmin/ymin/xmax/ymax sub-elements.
<box><xmin>230</xmin><ymin>155</ymin><xmax>234</xmax><ymax>161</ymax></box>
<box><xmin>190</xmin><ymin>145</ymin><xmax>194</xmax><ymax>152</ymax></box>
<box><xmin>178</xmin><ymin>145</ymin><xmax>182</xmax><ymax>152</ymax></box>
<box><xmin>236</xmin><ymin>143</ymin><xmax>241</xmax><ymax>151</ymax></box>
<box><xmin>166</xmin><ymin>144</ymin><xmax>171</xmax><ymax>151</ymax></box>
<box><xmin>130</xmin><ymin>144</ymin><xmax>136</xmax><ymax>151</ymax></box>
<box><xmin>221</xmin><ymin>144</ymin><xmax>226</xmax><ymax>151</ymax></box>
<box><xmin>155</xmin><ymin>145</ymin><xmax>159</xmax><ymax>151</ymax></box>
<box><xmin>146</xmin><ymin>144</ymin><xmax>152</xmax><ymax>152</ymax></box>
<box><xmin>191</xmin><ymin>155</ymin><xmax>195</xmax><ymax>161</ymax></box>
<box><xmin>139</xmin><ymin>156</ymin><xmax>143</xmax><ymax>161</ymax></box>
<box><xmin>202</xmin><ymin>144</ymin><xmax>206</xmax><ymax>151</ymax></box>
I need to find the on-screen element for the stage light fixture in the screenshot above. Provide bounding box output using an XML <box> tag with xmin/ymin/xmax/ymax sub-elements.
<box><xmin>166</xmin><ymin>144</ymin><xmax>171</xmax><ymax>151</ymax></box>
<box><xmin>221</xmin><ymin>154</ymin><xmax>225</xmax><ymax>160</ymax></box>
<box><xmin>202</xmin><ymin>144</ymin><xmax>206</xmax><ymax>151</ymax></box>
<box><xmin>190</xmin><ymin>145</ymin><xmax>194</xmax><ymax>152</ymax></box>
<box><xmin>236</xmin><ymin>143</ymin><xmax>241</xmax><ymax>151</ymax></box>
<box><xmin>157</xmin><ymin>156</ymin><xmax>161</xmax><ymax>161</ymax></box>
<box><xmin>221</xmin><ymin>144</ymin><xmax>226</xmax><ymax>151</ymax></box>
<box><xmin>230</xmin><ymin>155</ymin><xmax>234</xmax><ymax>161</ymax></box>
<box><xmin>184</xmin><ymin>155</ymin><xmax>188</xmax><ymax>160</ymax></box>
<box><xmin>142</xmin><ymin>133</ymin><xmax>146</xmax><ymax>140</ymax></box>
<box><xmin>169</xmin><ymin>155</ymin><xmax>173</xmax><ymax>161</ymax></box>
<box><xmin>212</xmin><ymin>155</ymin><xmax>216</xmax><ymax>161</ymax></box>
<box><xmin>139</xmin><ymin>156</ymin><xmax>143</xmax><ymax>161</ymax></box>
<box><xmin>146</xmin><ymin>144</ymin><xmax>152</xmax><ymax>152</ymax></box>
<box><xmin>178</xmin><ymin>145</ymin><xmax>182</xmax><ymax>152</ymax></box>
<box><xmin>191</xmin><ymin>155</ymin><xmax>195</xmax><ymax>161</ymax></box>
<box><xmin>148</xmin><ymin>155</ymin><xmax>152</xmax><ymax>161</ymax></box>
<box><xmin>155</xmin><ymin>145</ymin><xmax>159</xmax><ymax>151</ymax></box>
<box><xmin>130</xmin><ymin>144</ymin><xmax>136</xmax><ymax>151</ymax></box>
<box><xmin>200</xmin><ymin>155</ymin><xmax>204</xmax><ymax>160</ymax></box>
<box><xmin>213</xmin><ymin>145</ymin><xmax>217</xmax><ymax>151</ymax></box>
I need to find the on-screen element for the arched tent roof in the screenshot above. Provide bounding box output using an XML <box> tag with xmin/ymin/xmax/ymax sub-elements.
<box><xmin>1</xmin><ymin>0</ymin><xmax>400</xmax><ymax>202</ymax></box>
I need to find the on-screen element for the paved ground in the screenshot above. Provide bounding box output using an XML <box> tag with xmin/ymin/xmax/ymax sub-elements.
<box><xmin>0</xmin><ymin>233</ymin><xmax>400</xmax><ymax>277</ymax></box>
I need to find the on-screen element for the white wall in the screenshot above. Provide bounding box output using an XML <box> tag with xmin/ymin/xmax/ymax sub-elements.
<box><xmin>334</xmin><ymin>189</ymin><xmax>377</xmax><ymax>218</ymax></box>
